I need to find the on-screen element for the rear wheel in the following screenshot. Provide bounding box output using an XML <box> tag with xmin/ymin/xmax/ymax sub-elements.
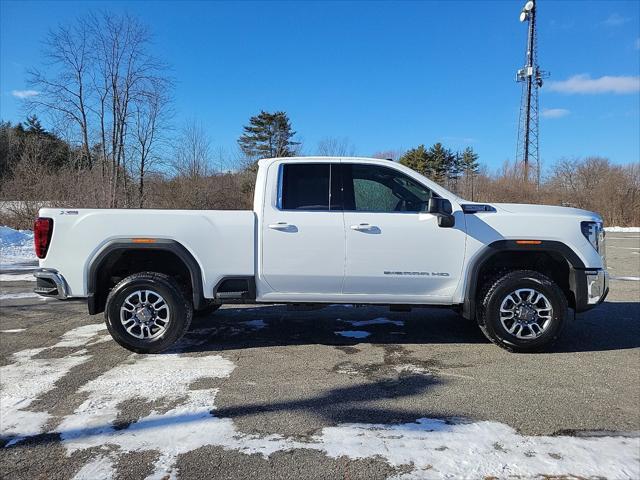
<box><xmin>105</xmin><ymin>272</ymin><xmax>193</xmax><ymax>353</ymax></box>
<box><xmin>477</xmin><ymin>270</ymin><xmax>567</xmax><ymax>353</ymax></box>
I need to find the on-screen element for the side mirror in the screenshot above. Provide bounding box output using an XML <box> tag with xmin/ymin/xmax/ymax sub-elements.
<box><xmin>427</xmin><ymin>197</ymin><xmax>455</xmax><ymax>228</ymax></box>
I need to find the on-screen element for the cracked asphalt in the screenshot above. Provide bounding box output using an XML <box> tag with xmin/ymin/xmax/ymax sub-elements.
<box><xmin>0</xmin><ymin>232</ymin><xmax>638</xmax><ymax>479</ymax></box>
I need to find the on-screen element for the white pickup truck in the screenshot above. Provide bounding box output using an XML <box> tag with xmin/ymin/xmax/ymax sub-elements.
<box><xmin>34</xmin><ymin>156</ymin><xmax>608</xmax><ymax>353</ymax></box>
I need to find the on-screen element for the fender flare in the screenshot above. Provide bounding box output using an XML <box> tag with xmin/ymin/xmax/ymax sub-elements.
<box><xmin>461</xmin><ymin>239</ymin><xmax>586</xmax><ymax>320</ymax></box>
<box><xmin>86</xmin><ymin>239</ymin><xmax>205</xmax><ymax>314</ymax></box>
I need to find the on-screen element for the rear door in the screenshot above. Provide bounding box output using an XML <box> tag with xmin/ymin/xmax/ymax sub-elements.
<box><xmin>341</xmin><ymin>162</ymin><xmax>466</xmax><ymax>300</ymax></box>
<box><xmin>261</xmin><ymin>161</ymin><xmax>345</xmax><ymax>294</ymax></box>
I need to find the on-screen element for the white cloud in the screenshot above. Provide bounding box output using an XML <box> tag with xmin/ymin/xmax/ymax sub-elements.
<box><xmin>603</xmin><ymin>13</ymin><xmax>630</xmax><ymax>27</ymax></box>
<box><xmin>541</xmin><ymin>108</ymin><xmax>570</xmax><ymax>119</ymax></box>
<box><xmin>548</xmin><ymin>74</ymin><xmax>640</xmax><ymax>94</ymax></box>
<box><xmin>11</xmin><ymin>89</ymin><xmax>39</xmax><ymax>99</ymax></box>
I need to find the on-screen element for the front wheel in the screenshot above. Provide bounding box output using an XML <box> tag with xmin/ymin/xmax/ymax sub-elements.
<box><xmin>477</xmin><ymin>270</ymin><xmax>568</xmax><ymax>353</ymax></box>
<box><xmin>105</xmin><ymin>272</ymin><xmax>193</xmax><ymax>353</ymax></box>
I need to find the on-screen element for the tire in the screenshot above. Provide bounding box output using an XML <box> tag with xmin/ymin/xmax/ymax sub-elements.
<box><xmin>477</xmin><ymin>270</ymin><xmax>568</xmax><ymax>353</ymax></box>
<box><xmin>104</xmin><ymin>272</ymin><xmax>193</xmax><ymax>354</ymax></box>
<box><xmin>194</xmin><ymin>302</ymin><xmax>221</xmax><ymax>318</ymax></box>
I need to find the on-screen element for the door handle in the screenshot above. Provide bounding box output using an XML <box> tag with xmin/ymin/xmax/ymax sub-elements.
<box><xmin>350</xmin><ymin>223</ymin><xmax>375</xmax><ymax>231</ymax></box>
<box><xmin>268</xmin><ymin>222</ymin><xmax>295</xmax><ymax>231</ymax></box>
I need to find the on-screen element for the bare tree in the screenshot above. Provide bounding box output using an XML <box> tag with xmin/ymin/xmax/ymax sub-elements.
<box><xmin>28</xmin><ymin>12</ymin><xmax>172</xmax><ymax>208</ymax></box>
<box><xmin>316</xmin><ymin>136</ymin><xmax>356</xmax><ymax>157</ymax></box>
<box><xmin>28</xmin><ymin>20</ymin><xmax>93</xmax><ymax>167</ymax></box>
<box><xmin>89</xmin><ymin>13</ymin><xmax>169</xmax><ymax>207</ymax></box>
<box><xmin>172</xmin><ymin>120</ymin><xmax>212</xmax><ymax>179</ymax></box>
<box><xmin>132</xmin><ymin>78</ymin><xmax>172</xmax><ymax>207</ymax></box>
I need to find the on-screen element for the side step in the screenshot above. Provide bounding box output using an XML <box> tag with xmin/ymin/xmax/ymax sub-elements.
<box><xmin>215</xmin><ymin>291</ymin><xmax>250</xmax><ymax>301</ymax></box>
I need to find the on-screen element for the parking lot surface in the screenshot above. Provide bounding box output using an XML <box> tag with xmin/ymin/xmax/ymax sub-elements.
<box><xmin>1</xmin><ymin>233</ymin><xmax>639</xmax><ymax>479</ymax></box>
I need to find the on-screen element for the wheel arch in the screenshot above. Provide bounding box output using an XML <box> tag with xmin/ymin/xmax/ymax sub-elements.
<box><xmin>87</xmin><ymin>239</ymin><xmax>205</xmax><ymax>315</ymax></box>
<box><xmin>462</xmin><ymin>240</ymin><xmax>585</xmax><ymax>320</ymax></box>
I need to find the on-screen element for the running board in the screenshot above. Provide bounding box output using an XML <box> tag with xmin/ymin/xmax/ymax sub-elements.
<box><xmin>215</xmin><ymin>291</ymin><xmax>250</xmax><ymax>300</ymax></box>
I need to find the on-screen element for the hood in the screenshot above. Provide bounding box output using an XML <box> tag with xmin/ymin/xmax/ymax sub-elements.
<box><xmin>492</xmin><ymin>203</ymin><xmax>602</xmax><ymax>221</ymax></box>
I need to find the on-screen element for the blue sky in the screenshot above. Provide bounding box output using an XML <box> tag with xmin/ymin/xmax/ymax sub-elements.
<box><xmin>1</xmin><ymin>0</ymin><xmax>639</xmax><ymax>171</ymax></box>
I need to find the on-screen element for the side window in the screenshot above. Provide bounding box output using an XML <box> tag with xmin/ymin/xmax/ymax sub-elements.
<box><xmin>342</xmin><ymin>164</ymin><xmax>433</xmax><ymax>213</ymax></box>
<box><xmin>279</xmin><ymin>163</ymin><xmax>342</xmax><ymax>210</ymax></box>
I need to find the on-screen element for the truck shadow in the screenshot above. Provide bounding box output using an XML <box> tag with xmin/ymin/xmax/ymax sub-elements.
<box><xmin>182</xmin><ymin>300</ymin><xmax>640</xmax><ymax>354</ymax></box>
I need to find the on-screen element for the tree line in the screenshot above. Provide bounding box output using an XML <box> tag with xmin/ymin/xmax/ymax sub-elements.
<box><xmin>0</xmin><ymin>11</ymin><xmax>637</xmax><ymax>228</ymax></box>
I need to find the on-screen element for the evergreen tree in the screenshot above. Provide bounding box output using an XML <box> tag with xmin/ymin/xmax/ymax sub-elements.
<box><xmin>460</xmin><ymin>146</ymin><xmax>479</xmax><ymax>175</ymax></box>
<box><xmin>238</xmin><ymin>110</ymin><xmax>300</xmax><ymax>163</ymax></box>
<box><xmin>427</xmin><ymin>143</ymin><xmax>455</xmax><ymax>184</ymax></box>
<box><xmin>460</xmin><ymin>146</ymin><xmax>480</xmax><ymax>200</ymax></box>
<box><xmin>24</xmin><ymin>115</ymin><xmax>46</xmax><ymax>135</ymax></box>
<box><xmin>399</xmin><ymin>144</ymin><xmax>430</xmax><ymax>176</ymax></box>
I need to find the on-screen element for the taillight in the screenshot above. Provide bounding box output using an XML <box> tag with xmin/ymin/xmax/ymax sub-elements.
<box><xmin>34</xmin><ymin>217</ymin><xmax>53</xmax><ymax>259</ymax></box>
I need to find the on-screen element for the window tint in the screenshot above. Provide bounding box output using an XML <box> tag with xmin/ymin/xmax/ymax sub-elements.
<box><xmin>280</xmin><ymin>163</ymin><xmax>342</xmax><ymax>210</ymax></box>
<box><xmin>342</xmin><ymin>164</ymin><xmax>433</xmax><ymax>212</ymax></box>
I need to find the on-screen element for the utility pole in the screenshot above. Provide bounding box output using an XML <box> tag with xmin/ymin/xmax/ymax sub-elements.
<box><xmin>516</xmin><ymin>0</ymin><xmax>548</xmax><ymax>186</ymax></box>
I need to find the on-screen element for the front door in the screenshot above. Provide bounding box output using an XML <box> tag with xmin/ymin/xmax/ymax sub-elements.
<box><xmin>261</xmin><ymin>162</ymin><xmax>345</xmax><ymax>294</ymax></box>
<box><xmin>341</xmin><ymin>163</ymin><xmax>466</xmax><ymax>300</ymax></box>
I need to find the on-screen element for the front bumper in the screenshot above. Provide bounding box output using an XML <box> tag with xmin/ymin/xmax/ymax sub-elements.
<box><xmin>586</xmin><ymin>269</ymin><xmax>609</xmax><ymax>305</ymax></box>
<box><xmin>34</xmin><ymin>269</ymin><xmax>69</xmax><ymax>299</ymax></box>
<box><xmin>573</xmin><ymin>268</ymin><xmax>609</xmax><ymax>312</ymax></box>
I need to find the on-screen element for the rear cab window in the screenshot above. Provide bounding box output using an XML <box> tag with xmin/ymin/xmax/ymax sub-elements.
<box><xmin>278</xmin><ymin>163</ymin><xmax>341</xmax><ymax>211</ymax></box>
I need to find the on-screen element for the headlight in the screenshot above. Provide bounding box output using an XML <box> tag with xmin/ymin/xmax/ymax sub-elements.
<box><xmin>581</xmin><ymin>221</ymin><xmax>606</xmax><ymax>265</ymax></box>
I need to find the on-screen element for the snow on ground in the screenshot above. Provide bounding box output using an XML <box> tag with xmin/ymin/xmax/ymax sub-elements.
<box><xmin>0</xmin><ymin>323</ymin><xmax>112</xmax><ymax>444</ymax></box>
<box><xmin>335</xmin><ymin>330</ymin><xmax>371</xmax><ymax>339</ymax></box>
<box><xmin>0</xmin><ymin>292</ymin><xmax>43</xmax><ymax>300</ymax></box>
<box><xmin>72</xmin><ymin>455</ymin><xmax>115</xmax><ymax>480</ymax></box>
<box><xmin>605</xmin><ymin>226</ymin><xmax>640</xmax><ymax>233</ymax></box>
<box><xmin>318</xmin><ymin>419</ymin><xmax>639</xmax><ymax>479</ymax></box>
<box><xmin>343</xmin><ymin>317</ymin><xmax>404</xmax><ymax>327</ymax></box>
<box><xmin>0</xmin><ymin>226</ymin><xmax>36</xmax><ymax>268</ymax></box>
<box><xmin>3</xmin><ymin>320</ymin><xmax>639</xmax><ymax>479</ymax></box>
<box><xmin>611</xmin><ymin>276</ymin><xmax>640</xmax><ymax>281</ymax></box>
<box><xmin>0</xmin><ymin>273</ymin><xmax>35</xmax><ymax>281</ymax></box>
<box><xmin>1</xmin><ymin>349</ymin><xmax>90</xmax><ymax>444</ymax></box>
<box><xmin>0</xmin><ymin>328</ymin><xmax>26</xmax><ymax>333</ymax></box>
<box><xmin>241</xmin><ymin>319</ymin><xmax>267</xmax><ymax>329</ymax></box>
<box><xmin>51</xmin><ymin>323</ymin><xmax>107</xmax><ymax>348</ymax></box>
<box><xmin>56</xmin><ymin>346</ymin><xmax>639</xmax><ymax>480</ymax></box>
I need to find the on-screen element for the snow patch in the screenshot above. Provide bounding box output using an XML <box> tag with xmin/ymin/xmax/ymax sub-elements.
<box><xmin>345</xmin><ymin>317</ymin><xmax>404</xmax><ymax>327</ymax></box>
<box><xmin>52</xmin><ymin>324</ymin><xmax>108</xmax><ymax>348</ymax></box>
<box><xmin>0</xmin><ymin>226</ymin><xmax>36</xmax><ymax>267</ymax></box>
<box><xmin>0</xmin><ymin>292</ymin><xmax>42</xmax><ymax>300</ymax></box>
<box><xmin>58</xmin><ymin>353</ymin><xmax>247</xmax><ymax>479</ymax></box>
<box><xmin>0</xmin><ymin>273</ymin><xmax>35</xmax><ymax>282</ymax></box>
<box><xmin>1</xmin><ymin>323</ymin><xmax>110</xmax><ymax>444</ymax></box>
<box><xmin>72</xmin><ymin>454</ymin><xmax>115</xmax><ymax>480</ymax></box>
<box><xmin>393</xmin><ymin>364</ymin><xmax>433</xmax><ymax>375</ymax></box>
<box><xmin>335</xmin><ymin>330</ymin><xmax>371</xmax><ymax>339</ymax></box>
<box><xmin>605</xmin><ymin>226</ymin><xmax>640</xmax><ymax>233</ymax></box>
<box><xmin>1</xmin><ymin>348</ymin><xmax>89</xmax><ymax>442</ymax></box>
<box><xmin>316</xmin><ymin>418</ymin><xmax>639</xmax><ymax>479</ymax></box>
<box><xmin>611</xmin><ymin>276</ymin><xmax>640</xmax><ymax>281</ymax></box>
<box><xmin>58</xmin><ymin>354</ymin><xmax>236</xmax><ymax>448</ymax></box>
<box><xmin>241</xmin><ymin>319</ymin><xmax>267</xmax><ymax>329</ymax></box>
<box><xmin>0</xmin><ymin>328</ymin><xmax>25</xmax><ymax>333</ymax></box>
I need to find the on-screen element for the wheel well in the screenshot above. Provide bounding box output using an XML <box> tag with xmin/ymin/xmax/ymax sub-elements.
<box><xmin>476</xmin><ymin>251</ymin><xmax>575</xmax><ymax>308</ymax></box>
<box><xmin>92</xmin><ymin>249</ymin><xmax>194</xmax><ymax>314</ymax></box>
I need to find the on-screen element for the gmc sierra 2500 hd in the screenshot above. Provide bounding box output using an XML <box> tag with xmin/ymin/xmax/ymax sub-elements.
<box><xmin>33</xmin><ymin>156</ymin><xmax>608</xmax><ymax>353</ymax></box>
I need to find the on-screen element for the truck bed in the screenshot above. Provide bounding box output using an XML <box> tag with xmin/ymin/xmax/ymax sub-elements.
<box><xmin>39</xmin><ymin>208</ymin><xmax>256</xmax><ymax>298</ymax></box>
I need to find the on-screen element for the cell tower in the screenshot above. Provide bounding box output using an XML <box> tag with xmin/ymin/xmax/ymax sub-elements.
<box><xmin>516</xmin><ymin>0</ymin><xmax>549</xmax><ymax>185</ymax></box>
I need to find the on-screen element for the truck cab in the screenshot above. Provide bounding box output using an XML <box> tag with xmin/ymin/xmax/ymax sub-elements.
<box><xmin>34</xmin><ymin>156</ymin><xmax>608</xmax><ymax>354</ymax></box>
